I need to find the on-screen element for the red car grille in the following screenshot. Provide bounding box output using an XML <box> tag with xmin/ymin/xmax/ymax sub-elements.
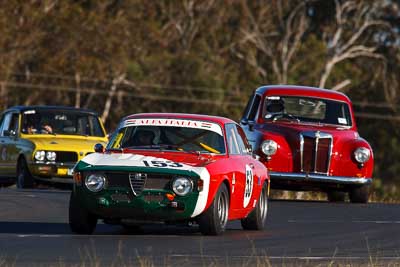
<box><xmin>300</xmin><ymin>132</ymin><xmax>332</xmax><ymax>174</ymax></box>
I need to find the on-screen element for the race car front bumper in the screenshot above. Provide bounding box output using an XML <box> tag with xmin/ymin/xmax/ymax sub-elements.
<box><xmin>270</xmin><ymin>171</ymin><xmax>372</xmax><ymax>191</ymax></box>
<box><xmin>29</xmin><ymin>162</ymin><xmax>75</xmax><ymax>183</ymax></box>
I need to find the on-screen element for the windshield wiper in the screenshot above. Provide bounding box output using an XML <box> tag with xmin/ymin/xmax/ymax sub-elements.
<box><xmin>123</xmin><ymin>144</ymin><xmax>181</xmax><ymax>151</ymax></box>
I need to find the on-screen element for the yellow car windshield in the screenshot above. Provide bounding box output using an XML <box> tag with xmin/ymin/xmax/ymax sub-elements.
<box><xmin>22</xmin><ymin>110</ymin><xmax>105</xmax><ymax>137</ymax></box>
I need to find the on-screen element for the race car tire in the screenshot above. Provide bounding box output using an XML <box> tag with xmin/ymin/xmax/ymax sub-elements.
<box><xmin>327</xmin><ymin>191</ymin><xmax>346</xmax><ymax>202</ymax></box>
<box><xmin>69</xmin><ymin>192</ymin><xmax>97</xmax><ymax>234</ymax></box>
<box><xmin>198</xmin><ymin>183</ymin><xmax>229</xmax><ymax>236</ymax></box>
<box><xmin>122</xmin><ymin>224</ymin><xmax>142</xmax><ymax>233</ymax></box>
<box><xmin>349</xmin><ymin>185</ymin><xmax>369</xmax><ymax>203</ymax></box>
<box><xmin>16</xmin><ymin>157</ymin><xmax>34</xmax><ymax>189</ymax></box>
<box><xmin>241</xmin><ymin>183</ymin><xmax>268</xmax><ymax>230</ymax></box>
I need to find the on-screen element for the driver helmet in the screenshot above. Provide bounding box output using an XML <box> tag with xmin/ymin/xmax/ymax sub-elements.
<box><xmin>265</xmin><ymin>99</ymin><xmax>285</xmax><ymax>118</ymax></box>
<box><xmin>134</xmin><ymin>126</ymin><xmax>161</xmax><ymax>145</ymax></box>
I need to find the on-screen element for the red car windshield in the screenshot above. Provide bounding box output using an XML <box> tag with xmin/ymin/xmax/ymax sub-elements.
<box><xmin>263</xmin><ymin>96</ymin><xmax>352</xmax><ymax>126</ymax></box>
<box><xmin>108</xmin><ymin>125</ymin><xmax>226</xmax><ymax>154</ymax></box>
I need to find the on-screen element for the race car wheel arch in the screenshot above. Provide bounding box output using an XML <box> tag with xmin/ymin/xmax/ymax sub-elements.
<box><xmin>198</xmin><ymin>183</ymin><xmax>229</xmax><ymax>235</ymax></box>
<box><xmin>203</xmin><ymin>178</ymin><xmax>231</xmax><ymax>213</ymax></box>
<box><xmin>16</xmin><ymin>156</ymin><xmax>34</xmax><ymax>189</ymax></box>
<box><xmin>69</xmin><ymin>192</ymin><xmax>98</xmax><ymax>234</ymax></box>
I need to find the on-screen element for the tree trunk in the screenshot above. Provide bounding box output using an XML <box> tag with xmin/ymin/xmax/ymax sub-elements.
<box><xmin>75</xmin><ymin>73</ymin><xmax>81</xmax><ymax>108</ymax></box>
<box><xmin>0</xmin><ymin>82</ymin><xmax>8</xmax><ymax>110</ymax></box>
<box><xmin>101</xmin><ymin>75</ymin><xmax>125</xmax><ymax>123</ymax></box>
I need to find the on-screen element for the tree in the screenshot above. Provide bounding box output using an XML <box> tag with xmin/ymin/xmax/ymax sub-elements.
<box><xmin>234</xmin><ymin>0</ymin><xmax>309</xmax><ymax>84</ymax></box>
<box><xmin>316</xmin><ymin>0</ymin><xmax>391</xmax><ymax>90</ymax></box>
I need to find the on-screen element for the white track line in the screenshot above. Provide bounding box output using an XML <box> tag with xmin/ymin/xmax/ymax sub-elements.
<box><xmin>169</xmin><ymin>255</ymin><xmax>400</xmax><ymax>260</ymax></box>
<box><xmin>288</xmin><ymin>220</ymin><xmax>400</xmax><ymax>224</ymax></box>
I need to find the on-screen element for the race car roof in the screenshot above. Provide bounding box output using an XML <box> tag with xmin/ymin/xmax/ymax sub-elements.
<box><xmin>255</xmin><ymin>85</ymin><xmax>351</xmax><ymax>103</ymax></box>
<box><xmin>5</xmin><ymin>105</ymin><xmax>99</xmax><ymax>115</ymax></box>
<box><xmin>123</xmin><ymin>113</ymin><xmax>236</xmax><ymax>126</ymax></box>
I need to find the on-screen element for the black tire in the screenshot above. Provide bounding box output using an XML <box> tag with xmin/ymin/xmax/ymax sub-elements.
<box><xmin>241</xmin><ymin>183</ymin><xmax>268</xmax><ymax>230</ymax></box>
<box><xmin>349</xmin><ymin>185</ymin><xmax>369</xmax><ymax>203</ymax></box>
<box><xmin>327</xmin><ymin>191</ymin><xmax>346</xmax><ymax>202</ymax></box>
<box><xmin>16</xmin><ymin>157</ymin><xmax>34</xmax><ymax>189</ymax></box>
<box><xmin>198</xmin><ymin>183</ymin><xmax>229</xmax><ymax>236</ymax></box>
<box><xmin>122</xmin><ymin>224</ymin><xmax>142</xmax><ymax>233</ymax></box>
<box><xmin>69</xmin><ymin>192</ymin><xmax>97</xmax><ymax>234</ymax></box>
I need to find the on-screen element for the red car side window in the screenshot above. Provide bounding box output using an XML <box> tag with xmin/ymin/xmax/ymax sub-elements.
<box><xmin>225</xmin><ymin>124</ymin><xmax>241</xmax><ymax>155</ymax></box>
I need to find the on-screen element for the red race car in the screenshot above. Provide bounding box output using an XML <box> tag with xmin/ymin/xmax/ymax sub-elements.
<box><xmin>241</xmin><ymin>85</ymin><xmax>373</xmax><ymax>203</ymax></box>
<box><xmin>69</xmin><ymin>113</ymin><xmax>270</xmax><ymax>235</ymax></box>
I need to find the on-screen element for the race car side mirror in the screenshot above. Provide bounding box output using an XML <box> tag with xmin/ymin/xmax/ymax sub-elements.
<box><xmin>248</xmin><ymin>121</ymin><xmax>254</xmax><ymax>131</ymax></box>
<box><xmin>94</xmin><ymin>143</ymin><xmax>105</xmax><ymax>153</ymax></box>
<box><xmin>252</xmin><ymin>153</ymin><xmax>260</xmax><ymax>161</ymax></box>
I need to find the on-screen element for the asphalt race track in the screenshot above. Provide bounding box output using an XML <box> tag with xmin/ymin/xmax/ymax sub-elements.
<box><xmin>0</xmin><ymin>188</ymin><xmax>399</xmax><ymax>266</ymax></box>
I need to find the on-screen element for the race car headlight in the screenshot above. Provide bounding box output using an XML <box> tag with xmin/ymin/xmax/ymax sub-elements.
<box><xmin>34</xmin><ymin>150</ymin><xmax>46</xmax><ymax>161</ymax></box>
<box><xmin>172</xmin><ymin>177</ymin><xmax>193</xmax><ymax>196</ymax></box>
<box><xmin>85</xmin><ymin>174</ymin><xmax>106</xmax><ymax>192</ymax></box>
<box><xmin>261</xmin><ymin>140</ymin><xmax>278</xmax><ymax>156</ymax></box>
<box><xmin>46</xmin><ymin>151</ymin><xmax>56</xmax><ymax>161</ymax></box>
<box><xmin>354</xmin><ymin>147</ymin><xmax>370</xmax><ymax>163</ymax></box>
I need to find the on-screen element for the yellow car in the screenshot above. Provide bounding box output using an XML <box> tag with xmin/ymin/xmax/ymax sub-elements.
<box><xmin>0</xmin><ymin>106</ymin><xmax>108</xmax><ymax>188</ymax></box>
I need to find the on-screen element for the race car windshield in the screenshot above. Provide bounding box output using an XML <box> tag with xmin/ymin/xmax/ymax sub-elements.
<box><xmin>263</xmin><ymin>96</ymin><xmax>352</xmax><ymax>126</ymax></box>
<box><xmin>21</xmin><ymin>110</ymin><xmax>105</xmax><ymax>137</ymax></box>
<box><xmin>108</xmin><ymin>125</ymin><xmax>226</xmax><ymax>154</ymax></box>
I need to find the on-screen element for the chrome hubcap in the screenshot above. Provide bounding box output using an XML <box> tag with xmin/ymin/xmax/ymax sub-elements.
<box><xmin>217</xmin><ymin>191</ymin><xmax>228</xmax><ymax>228</ymax></box>
<box><xmin>259</xmin><ymin>187</ymin><xmax>268</xmax><ymax>221</ymax></box>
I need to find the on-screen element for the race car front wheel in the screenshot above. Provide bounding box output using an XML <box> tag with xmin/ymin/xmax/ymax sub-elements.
<box><xmin>16</xmin><ymin>158</ymin><xmax>34</xmax><ymax>189</ymax></box>
<box><xmin>198</xmin><ymin>183</ymin><xmax>229</xmax><ymax>235</ymax></box>
<box><xmin>241</xmin><ymin>182</ymin><xmax>268</xmax><ymax>230</ymax></box>
<box><xmin>349</xmin><ymin>185</ymin><xmax>369</xmax><ymax>203</ymax></box>
<box><xmin>69</xmin><ymin>192</ymin><xmax>97</xmax><ymax>234</ymax></box>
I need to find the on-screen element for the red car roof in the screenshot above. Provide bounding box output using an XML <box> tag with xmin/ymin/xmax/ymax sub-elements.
<box><xmin>124</xmin><ymin>113</ymin><xmax>235</xmax><ymax>126</ymax></box>
<box><xmin>256</xmin><ymin>85</ymin><xmax>351</xmax><ymax>103</ymax></box>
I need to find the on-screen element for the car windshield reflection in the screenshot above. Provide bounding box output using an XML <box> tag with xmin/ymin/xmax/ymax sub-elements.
<box><xmin>264</xmin><ymin>96</ymin><xmax>352</xmax><ymax>127</ymax></box>
<box><xmin>108</xmin><ymin>125</ymin><xmax>226</xmax><ymax>154</ymax></box>
<box><xmin>21</xmin><ymin>110</ymin><xmax>105</xmax><ymax>137</ymax></box>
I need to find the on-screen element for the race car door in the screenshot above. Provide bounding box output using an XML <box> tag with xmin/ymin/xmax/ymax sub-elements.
<box><xmin>225</xmin><ymin>123</ymin><xmax>256</xmax><ymax>217</ymax></box>
<box><xmin>0</xmin><ymin>112</ymin><xmax>19</xmax><ymax>177</ymax></box>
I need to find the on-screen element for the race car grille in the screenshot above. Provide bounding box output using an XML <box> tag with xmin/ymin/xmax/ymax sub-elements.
<box><xmin>55</xmin><ymin>151</ymin><xmax>78</xmax><ymax>163</ymax></box>
<box><xmin>129</xmin><ymin>173</ymin><xmax>146</xmax><ymax>196</ymax></box>
<box><xmin>300</xmin><ymin>131</ymin><xmax>332</xmax><ymax>175</ymax></box>
<box><xmin>105</xmin><ymin>172</ymin><xmax>172</xmax><ymax>195</ymax></box>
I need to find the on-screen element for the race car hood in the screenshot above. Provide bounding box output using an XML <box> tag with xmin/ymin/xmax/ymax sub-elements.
<box><xmin>24</xmin><ymin>135</ymin><xmax>107</xmax><ymax>152</ymax></box>
<box><xmin>261</xmin><ymin>122</ymin><xmax>358</xmax><ymax>148</ymax></box>
<box><xmin>82</xmin><ymin>150</ymin><xmax>219</xmax><ymax>168</ymax></box>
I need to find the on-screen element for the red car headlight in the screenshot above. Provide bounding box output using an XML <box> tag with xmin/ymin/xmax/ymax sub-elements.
<box><xmin>261</xmin><ymin>140</ymin><xmax>278</xmax><ymax>156</ymax></box>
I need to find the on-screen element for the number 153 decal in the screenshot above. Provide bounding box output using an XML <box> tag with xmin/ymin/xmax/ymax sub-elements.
<box><xmin>143</xmin><ymin>160</ymin><xmax>183</xmax><ymax>168</ymax></box>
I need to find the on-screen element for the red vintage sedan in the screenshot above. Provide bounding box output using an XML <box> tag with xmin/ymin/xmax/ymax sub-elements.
<box><xmin>241</xmin><ymin>85</ymin><xmax>373</xmax><ymax>203</ymax></box>
<box><xmin>69</xmin><ymin>113</ymin><xmax>269</xmax><ymax>235</ymax></box>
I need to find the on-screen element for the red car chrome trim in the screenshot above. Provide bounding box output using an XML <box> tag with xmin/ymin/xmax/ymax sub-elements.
<box><xmin>270</xmin><ymin>171</ymin><xmax>372</xmax><ymax>185</ymax></box>
<box><xmin>300</xmin><ymin>131</ymin><xmax>333</xmax><ymax>175</ymax></box>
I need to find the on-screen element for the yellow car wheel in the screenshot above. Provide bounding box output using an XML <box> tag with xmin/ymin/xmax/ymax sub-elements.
<box><xmin>16</xmin><ymin>158</ymin><xmax>34</xmax><ymax>189</ymax></box>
